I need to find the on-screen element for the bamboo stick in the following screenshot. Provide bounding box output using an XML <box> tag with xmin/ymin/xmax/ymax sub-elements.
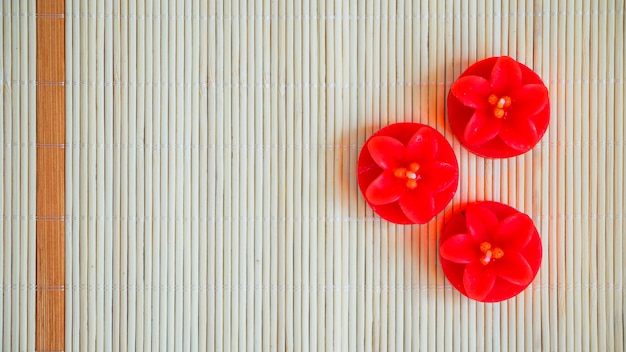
<box><xmin>316</xmin><ymin>0</ymin><xmax>326</xmax><ymax>349</ymax></box>
<box><xmin>547</xmin><ymin>0</ymin><xmax>559</xmax><ymax>348</ymax></box>
<box><xmin>143</xmin><ymin>0</ymin><xmax>154</xmax><ymax>349</ymax></box>
<box><xmin>308</xmin><ymin>0</ymin><xmax>321</xmax><ymax>349</ymax></box>
<box><xmin>579</xmin><ymin>0</ymin><xmax>592</xmax><ymax>349</ymax></box>
<box><xmin>252</xmin><ymin>0</ymin><xmax>264</xmax><ymax>348</ymax></box>
<box><xmin>214</xmin><ymin>0</ymin><xmax>225</xmax><ymax>349</ymax></box>
<box><xmin>300</xmin><ymin>0</ymin><xmax>311</xmax><ymax>350</ymax></box>
<box><xmin>64</xmin><ymin>0</ymin><xmax>75</xmax><ymax>349</ymax></box>
<box><xmin>136</xmin><ymin>0</ymin><xmax>147</xmax><ymax>348</ymax></box>
<box><xmin>112</xmin><ymin>0</ymin><xmax>123</xmax><ymax>347</ymax></box>
<box><xmin>261</xmin><ymin>0</ymin><xmax>271</xmax><ymax>349</ymax></box>
<box><xmin>174</xmin><ymin>0</ymin><xmax>185</xmax><ymax>349</ymax></box>
<box><xmin>103</xmin><ymin>0</ymin><xmax>114</xmax><ymax>349</ymax></box>
<box><xmin>152</xmin><ymin>0</ymin><xmax>164</xmax><ymax>348</ymax></box>
<box><xmin>78</xmin><ymin>0</ymin><xmax>89</xmax><ymax>350</ymax></box>
<box><xmin>96</xmin><ymin>0</ymin><xmax>106</xmax><ymax>348</ymax></box>
<box><xmin>324</xmin><ymin>1</ymin><xmax>336</xmax><ymax>349</ymax></box>
<box><xmin>198</xmin><ymin>0</ymin><xmax>209</xmax><ymax>348</ymax></box>
<box><xmin>572</xmin><ymin>0</ymin><xmax>584</xmax><ymax>350</ymax></box>
<box><xmin>589</xmin><ymin>0</ymin><xmax>600</xmax><ymax>348</ymax></box>
<box><xmin>556</xmin><ymin>0</ymin><xmax>568</xmax><ymax>350</ymax></box>
<box><xmin>242</xmin><ymin>0</ymin><xmax>255</xmax><ymax>349</ymax></box>
<box><xmin>285</xmin><ymin>0</ymin><xmax>295</xmax><ymax>349</ymax></box>
<box><xmin>218</xmin><ymin>1</ymin><xmax>233</xmax><ymax>350</ymax></box>
<box><xmin>604</xmin><ymin>0</ymin><xmax>616</xmax><ymax>348</ymax></box>
<box><xmin>596</xmin><ymin>0</ymin><xmax>609</xmax><ymax>350</ymax></box>
<box><xmin>538</xmin><ymin>0</ymin><xmax>552</xmax><ymax>349</ymax></box>
<box><xmin>236</xmin><ymin>0</ymin><xmax>248</xmax><ymax>350</ymax></box>
<box><xmin>190</xmin><ymin>0</ymin><xmax>200</xmax><ymax>350</ymax></box>
<box><xmin>340</xmin><ymin>0</ymin><xmax>352</xmax><ymax>347</ymax></box>
<box><xmin>613</xmin><ymin>1</ymin><xmax>625</xmax><ymax>350</ymax></box>
<box><xmin>17</xmin><ymin>0</ymin><xmax>25</xmax><ymax>348</ymax></box>
<box><xmin>87</xmin><ymin>0</ymin><xmax>98</xmax><ymax>349</ymax></box>
<box><xmin>355</xmin><ymin>0</ymin><xmax>367</xmax><ymax>349</ymax></box>
<box><xmin>564</xmin><ymin>0</ymin><xmax>576</xmax><ymax>350</ymax></box>
<box><xmin>27</xmin><ymin>0</ymin><xmax>35</xmax><ymax>349</ymax></box>
<box><xmin>182</xmin><ymin>0</ymin><xmax>193</xmax><ymax>348</ymax></box>
<box><xmin>292</xmin><ymin>0</ymin><xmax>303</xmax><ymax>350</ymax></box>
<box><xmin>0</xmin><ymin>0</ymin><xmax>6</xmax><ymax>346</ymax></box>
<box><xmin>270</xmin><ymin>0</ymin><xmax>281</xmax><ymax>349</ymax></box>
<box><xmin>10</xmin><ymin>1</ymin><xmax>18</xmax><ymax>347</ymax></box>
<box><xmin>164</xmin><ymin>1</ymin><xmax>175</xmax><ymax>348</ymax></box>
<box><xmin>207</xmin><ymin>0</ymin><xmax>217</xmax><ymax>349</ymax></box>
<box><xmin>4</xmin><ymin>0</ymin><xmax>13</xmax><ymax>340</ymax></box>
<box><xmin>127</xmin><ymin>0</ymin><xmax>138</xmax><ymax>348</ymax></box>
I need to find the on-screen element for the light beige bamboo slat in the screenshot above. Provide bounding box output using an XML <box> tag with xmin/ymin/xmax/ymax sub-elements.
<box><xmin>143</xmin><ymin>0</ymin><xmax>154</xmax><ymax>349</ymax></box>
<box><xmin>309</xmin><ymin>2</ymin><xmax>320</xmax><ymax>350</ymax></box>
<box><xmin>191</xmin><ymin>0</ymin><xmax>200</xmax><ymax>349</ymax></box>
<box><xmin>597</xmin><ymin>1</ymin><xmax>609</xmax><ymax>350</ymax></box>
<box><xmin>174</xmin><ymin>0</ymin><xmax>185</xmax><ymax>348</ymax></box>
<box><xmin>614</xmin><ymin>0</ymin><xmax>625</xmax><ymax>350</ymax></box>
<box><xmin>207</xmin><ymin>0</ymin><xmax>217</xmax><ymax>350</ymax></box>
<box><xmin>284</xmin><ymin>0</ymin><xmax>295</xmax><ymax>350</ymax></box>
<box><xmin>198</xmin><ymin>0</ymin><xmax>209</xmax><ymax>348</ymax></box>
<box><xmin>135</xmin><ymin>0</ymin><xmax>146</xmax><ymax>349</ymax></box>
<box><xmin>0</xmin><ymin>3</ymin><xmax>5</xmax><ymax>346</ymax></box>
<box><xmin>227</xmin><ymin>0</ymin><xmax>239</xmax><ymax>349</ymax></box>
<box><xmin>261</xmin><ymin>0</ymin><xmax>271</xmax><ymax>349</ymax></box>
<box><xmin>537</xmin><ymin>0</ymin><xmax>552</xmax><ymax>349</ymax></box>
<box><xmin>298</xmin><ymin>0</ymin><xmax>310</xmax><ymax>350</ymax></box>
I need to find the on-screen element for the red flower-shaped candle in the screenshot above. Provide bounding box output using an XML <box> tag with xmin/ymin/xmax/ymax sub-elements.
<box><xmin>357</xmin><ymin>123</ymin><xmax>459</xmax><ymax>224</ymax></box>
<box><xmin>447</xmin><ymin>56</ymin><xmax>550</xmax><ymax>158</ymax></box>
<box><xmin>439</xmin><ymin>201</ymin><xmax>542</xmax><ymax>302</ymax></box>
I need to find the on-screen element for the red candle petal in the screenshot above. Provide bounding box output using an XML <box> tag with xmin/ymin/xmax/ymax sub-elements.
<box><xmin>439</xmin><ymin>201</ymin><xmax>542</xmax><ymax>302</ymax></box>
<box><xmin>494</xmin><ymin>252</ymin><xmax>534</xmax><ymax>286</ymax></box>
<box><xmin>498</xmin><ymin>111</ymin><xmax>540</xmax><ymax>151</ymax></box>
<box><xmin>489</xmin><ymin>56</ymin><xmax>523</xmax><ymax>96</ymax></box>
<box><xmin>440</xmin><ymin>234</ymin><xmax>478</xmax><ymax>264</ymax></box>
<box><xmin>358</xmin><ymin>123</ymin><xmax>459</xmax><ymax>225</ymax></box>
<box><xmin>365</xmin><ymin>172</ymin><xmax>406</xmax><ymax>205</ymax></box>
<box><xmin>493</xmin><ymin>213</ymin><xmax>534</xmax><ymax>250</ymax></box>
<box><xmin>450</xmin><ymin>76</ymin><xmax>491</xmax><ymax>109</ymax></box>
<box><xmin>368</xmin><ymin>136</ymin><xmax>405</xmax><ymax>169</ymax></box>
<box><xmin>510</xmin><ymin>84</ymin><xmax>550</xmax><ymax>117</ymax></box>
<box><xmin>398</xmin><ymin>186</ymin><xmax>435</xmax><ymax>224</ymax></box>
<box><xmin>465</xmin><ymin>203</ymin><xmax>498</xmax><ymax>244</ymax></box>
<box><xmin>463</xmin><ymin>263</ymin><xmax>497</xmax><ymax>301</ymax></box>
<box><xmin>405</xmin><ymin>127</ymin><xmax>439</xmax><ymax>162</ymax></box>
<box><xmin>447</xmin><ymin>56</ymin><xmax>550</xmax><ymax>158</ymax></box>
<box><xmin>464</xmin><ymin>110</ymin><xmax>503</xmax><ymax>146</ymax></box>
<box><xmin>419</xmin><ymin>162</ymin><xmax>458</xmax><ymax>193</ymax></box>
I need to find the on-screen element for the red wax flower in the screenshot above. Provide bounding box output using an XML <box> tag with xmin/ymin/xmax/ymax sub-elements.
<box><xmin>447</xmin><ymin>56</ymin><xmax>550</xmax><ymax>158</ymax></box>
<box><xmin>439</xmin><ymin>201</ymin><xmax>542</xmax><ymax>302</ymax></box>
<box><xmin>357</xmin><ymin>123</ymin><xmax>459</xmax><ymax>224</ymax></box>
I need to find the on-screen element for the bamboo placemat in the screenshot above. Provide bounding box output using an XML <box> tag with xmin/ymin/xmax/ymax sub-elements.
<box><xmin>2</xmin><ymin>0</ymin><xmax>625</xmax><ymax>350</ymax></box>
